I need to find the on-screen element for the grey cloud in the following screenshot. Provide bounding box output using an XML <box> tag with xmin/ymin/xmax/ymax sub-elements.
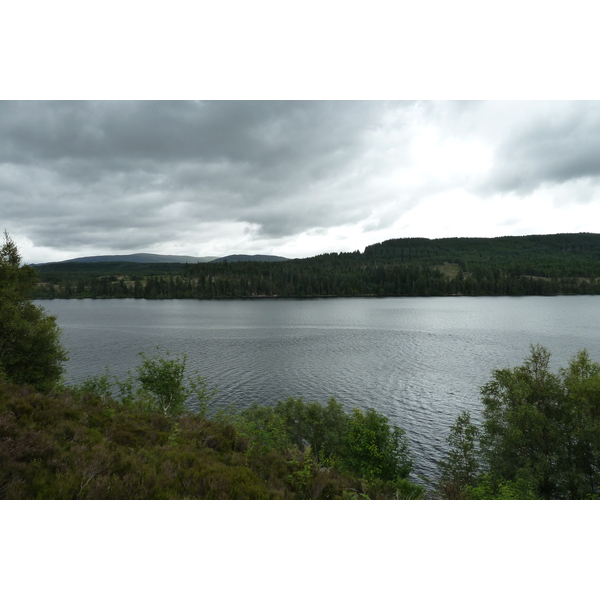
<box><xmin>476</xmin><ymin>102</ymin><xmax>600</xmax><ymax>196</ymax></box>
<box><xmin>1</xmin><ymin>101</ymin><xmax>420</xmax><ymax>254</ymax></box>
<box><xmin>0</xmin><ymin>101</ymin><xmax>379</xmax><ymax>171</ymax></box>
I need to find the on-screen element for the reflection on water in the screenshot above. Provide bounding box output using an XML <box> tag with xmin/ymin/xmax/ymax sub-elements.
<box><xmin>37</xmin><ymin>296</ymin><xmax>600</xmax><ymax>482</ymax></box>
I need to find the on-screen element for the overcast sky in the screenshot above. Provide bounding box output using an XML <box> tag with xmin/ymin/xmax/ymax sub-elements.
<box><xmin>2</xmin><ymin>100</ymin><xmax>600</xmax><ymax>263</ymax></box>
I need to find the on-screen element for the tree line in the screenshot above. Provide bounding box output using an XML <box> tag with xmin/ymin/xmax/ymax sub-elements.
<box><xmin>32</xmin><ymin>232</ymin><xmax>600</xmax><ymax>299</ymax></box>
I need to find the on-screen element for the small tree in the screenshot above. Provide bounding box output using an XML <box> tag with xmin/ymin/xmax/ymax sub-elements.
<box><xmin>479</xmin><ymin>344</ymin><xmax>564</xmax><ymax>498</ymax></box>
<box><xmin>341</xmin><ymin>407</ymin><xmax>412</xmax><ymax>482</ymax></box>
<box><xmin>558</xmin><ymin>349</ymin><xmax>600</xmax><ymax>498</ymax></box>
<box><xmin>441</xmin><ymin>345</ymin><xmax>600</xmax><ymax>499</ymax></box>
<box><xmin>437</xmin><ymin>411</ymin><xmax>480</xmax><ymax>498</ymax></box>
<box><xmin>0</xmin><ymin>232</ymin><xmax>67</xmax><ymax>391</ymax></box>
<box><xmin>133</xmin><ymin>350</ymin><xmax>216</xmax><ymax>417</ymax></box>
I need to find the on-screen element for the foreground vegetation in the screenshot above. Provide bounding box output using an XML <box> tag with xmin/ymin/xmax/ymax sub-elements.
<box><xmin>438</xmin><ymin>345</ymin><xmax>600</xmax><ymax>499</ymax></box>
<box><xmin>33</xmin><ymin>233</ymin><xmax>600</xmax><ymax>298</ymax></box>
<box><xmin>0</xmin><ymin>361</ymin><xmax>424</xmax><ymax>500</ymax></box>
<box><xmin>4</xmin><ymin>343</ymin><xmax>600</xmax><ymax>500</ymax></box>
<box><xmin>4</xmin><ymin>232</ymin><xmax>600</xmax><ymax>499</ymax></box>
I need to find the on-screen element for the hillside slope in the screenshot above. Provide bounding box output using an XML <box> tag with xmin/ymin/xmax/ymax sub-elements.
<box><xmin>33</xmin><ymin>233</ymin><xmax>600</xmax><ymax>299</ymax></box>
<box><xmin>54</xmin><ymin>253</ymin><xmax>216</xmax><ymax>264</ymax></box>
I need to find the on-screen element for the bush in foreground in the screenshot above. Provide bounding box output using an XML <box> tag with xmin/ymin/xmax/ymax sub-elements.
<box><xmin>437</xmin><ymin>345</ymin><xmax>600</xmax><ymax>500</ymax></box>
<box><xmin>233</xmin><ymin>397</ymin><xmax>422</xmax><ymax>498</ymax></box>
<box><xmin>0</xmin><ymin>376</ymin><xmax>424</xmax><ymax>500</ymax></box>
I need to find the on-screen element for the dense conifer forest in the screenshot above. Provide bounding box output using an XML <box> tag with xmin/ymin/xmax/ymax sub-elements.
<box><xmin>32</xmin><ymin>233</ymin><xmax>600</xmax><ymax>299</ymax></box>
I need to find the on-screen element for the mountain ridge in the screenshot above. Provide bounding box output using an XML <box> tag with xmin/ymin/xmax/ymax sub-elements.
<box><xmin>37</xmin><ymin>253</ymin><xmax>289</xmax><ymax>265</ymax></box>
<box><xmin>56</xmin><ymin>253</ymin><xmax>217</xmax><ymax>264</ymax></box>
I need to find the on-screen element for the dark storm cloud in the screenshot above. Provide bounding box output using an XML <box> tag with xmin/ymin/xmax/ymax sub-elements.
<box><xmin>0</xmin><ymin>101</ymin><xmax>376</xmax><ymax>172</ymax></box>
<box><xmin>0</xmin><ymin>100</ymin><xmax>418</xmax><ymax>254</ymax></box>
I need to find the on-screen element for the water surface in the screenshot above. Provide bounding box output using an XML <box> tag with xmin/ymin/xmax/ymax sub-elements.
<box><xmin>38</xmin><ymin>296</ymin><xmax>600</xmax><ymax>482</ymax></box>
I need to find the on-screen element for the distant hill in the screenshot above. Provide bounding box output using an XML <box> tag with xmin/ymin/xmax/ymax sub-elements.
<box><xmin>54</xmin><ymin>253</ymin><xmax>218</xmax><ymax>264</ymax></box>
<box><xmin>41</xmin><ymin>252</ymin><xmax>289</xmax><ymax>265</ymax></box>
<box><xmin>210</xmin><ymin>254</ymin><xmax>289</xmax><ymax>263</ymax></box>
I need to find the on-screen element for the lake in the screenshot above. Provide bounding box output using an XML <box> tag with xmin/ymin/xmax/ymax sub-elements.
<box><xmin>36</xmin><ymin>296</ymin><xmax>600</xmax><ymax>483</ymax></box>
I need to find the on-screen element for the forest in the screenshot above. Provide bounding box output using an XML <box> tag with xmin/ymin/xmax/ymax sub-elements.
<box><xmin>32</xmin><ymin>232</ymin><xmax>600</xmax><ymax>299</ymax></box>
